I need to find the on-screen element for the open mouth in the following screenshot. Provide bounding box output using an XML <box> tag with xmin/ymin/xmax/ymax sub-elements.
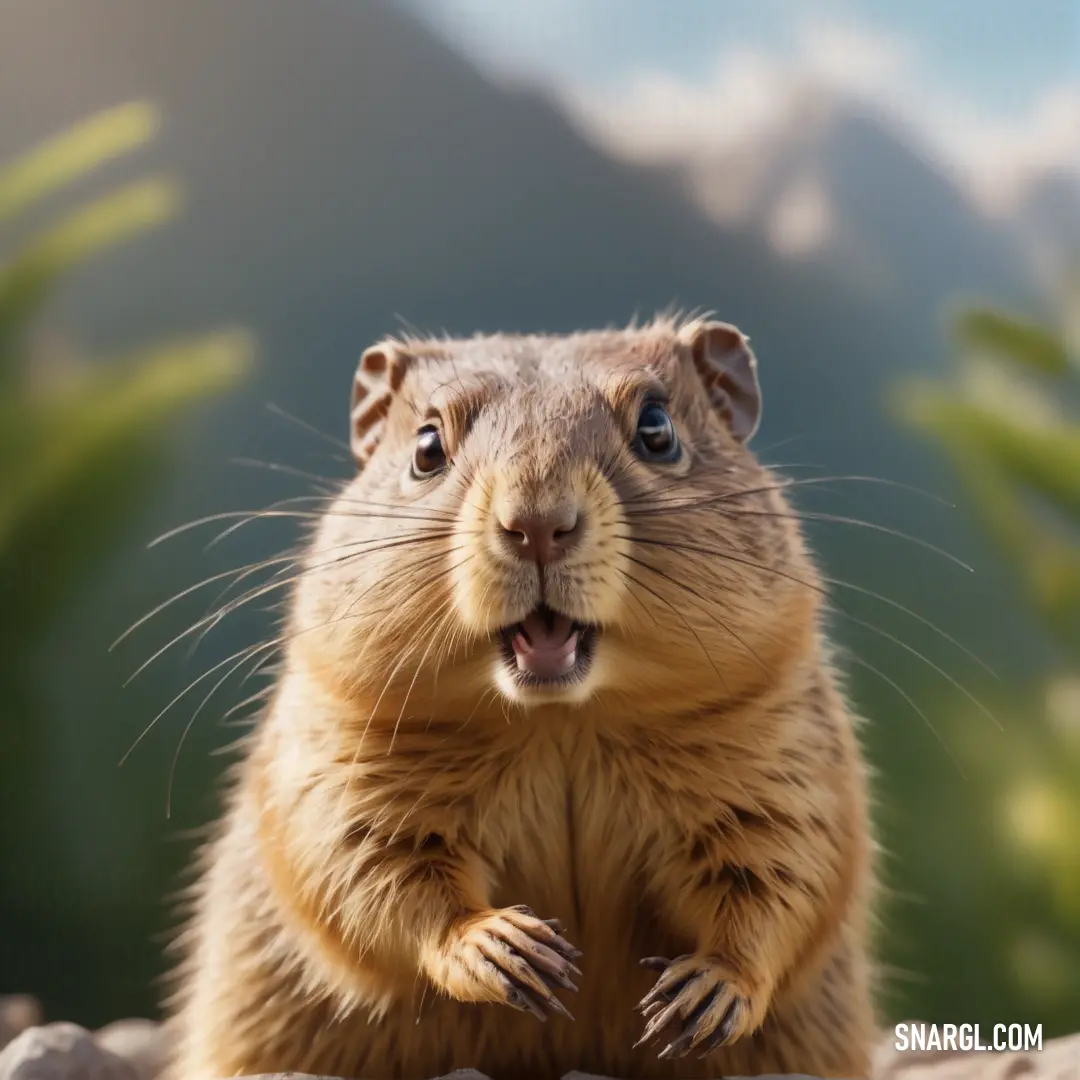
<box><xmin>498</xmin><ymin>603</ymin><xmax>598</xmax><ymax>689</ymax></box>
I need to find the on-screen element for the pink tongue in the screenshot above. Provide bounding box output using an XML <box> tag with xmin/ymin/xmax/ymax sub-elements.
<box><xmin>512</xmin><ymin>612</ymin><xmax>579</xmax><ymax>679</ymax></box>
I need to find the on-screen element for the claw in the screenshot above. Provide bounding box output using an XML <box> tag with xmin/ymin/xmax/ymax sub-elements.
<box><xmin>695</xmin><ymin>997</ymin><xmax>742</xmax><ymax>1057</ymax></box>
<box><xmin>638</xmin><ymin>974</ymin><xmax>691</xmax><ymax>1012</ymax></box>
<box><xmin>633</xmin><ymin>997</ymin><xmax>678</xmax><ymax>1048</ymax></box>
<box><xmin>546</xmin><ymin>934</ymin><xmax>580</xmax><ymax>959</ymax></box>
<box><xmin>503</xmin><ymin>982</ymin><xmax>547</xmax><ymax>1022</ymax></box>
<box><xmin>547</xmin><ymin>969</ymin><xmax>579</xmax><ymax>992</ymax></box>
<box><xmin>646</xmin><ymin>994</ymin><xmax>686</xmax><ymax>1043</ymax></box>
<box><xmin>635</xmin><ymin>955</ymin><xmax>749</xmax><ymax>1062</ymax></box>
<box><xmin>639</xmin><ymin>956</ymin><xmax>671</xmax><ymax>971</ymax></box>
<box><xmin>546</xmin><ymin>994</ymin><xmax>575</xmax><ymax>1021</ymax></box>
<box><xmin>659</xmin><ymin>993</ymin><xmax>718</xmax><ymax>1058</ymax></box>
<box><xmin>478</xmin><ymin>909</ymin><xmax>582</xmax><ymax>1023</ymax></box>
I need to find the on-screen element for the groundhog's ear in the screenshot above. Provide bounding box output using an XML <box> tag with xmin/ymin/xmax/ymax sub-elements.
<box><xmin>350</xmin><ymin>340</ymin><xmax>412</xmax><ymax>466</ymax></box>
<box><xmin>680</xmin><ymin>320</ymin><xmax>762</xmax><ymax>443</ymax></box>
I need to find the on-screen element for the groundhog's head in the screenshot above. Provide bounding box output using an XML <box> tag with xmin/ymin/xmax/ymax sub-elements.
<box><xmin>293</xmin><ymin>317</ymin><xmax>819</xmax><ymax>721</ymax></box>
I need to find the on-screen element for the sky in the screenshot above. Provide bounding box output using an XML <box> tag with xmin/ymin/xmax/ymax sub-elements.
<box><xmin>401</xmin><ymin>0</ymin><xmax>1080</xmax><ymax>214</ymax></box>
<box><xmin>404</xmin><ymin>0</ymin><xmax>1079</xmax><ymax>114</ymax></box>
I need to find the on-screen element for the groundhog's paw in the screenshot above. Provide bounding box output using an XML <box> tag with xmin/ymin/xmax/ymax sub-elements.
<box><xmin>444</xmin><ymin>906</ymin><xmax>581</xmax><ymax>1021</ymax></box>
<box><xmin>634</xmin><ymin>954</ymin><xmax>761</xmax><ymax>1059</ymax></box>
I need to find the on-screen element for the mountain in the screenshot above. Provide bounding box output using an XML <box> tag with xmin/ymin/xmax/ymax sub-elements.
<box><xmin>0</xmin><ymin>0</ymin><xmax>1053</xmax><ymax>1023</ymax></box>
<box><xmin>597</xmin><ymin>83</ymin><xmax>1040</xmax><ymax>313</ymax></box>
<box><xmin>1010</xmin><ymin>169</ymin><xmax>1080</xmax><ymax>293</ymax></box>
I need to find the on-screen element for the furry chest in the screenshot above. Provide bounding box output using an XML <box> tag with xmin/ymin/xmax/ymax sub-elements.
<box><xmin>478</xmin><ymin>727</ymin><xmax>666</xmax><ymax>950</ymax></box>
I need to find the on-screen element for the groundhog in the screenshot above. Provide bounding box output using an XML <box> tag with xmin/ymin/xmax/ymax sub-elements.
<box><xmin>165</xmin><ymin>315</ymin><xmax>878</xmax><ymax>1080</ymax></box>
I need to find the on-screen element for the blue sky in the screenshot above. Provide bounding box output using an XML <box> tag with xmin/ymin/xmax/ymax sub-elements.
<box><xmin>403</xmin><ymin>0</ymin><xmax>1079</xmax><ymax>118</ymax></box>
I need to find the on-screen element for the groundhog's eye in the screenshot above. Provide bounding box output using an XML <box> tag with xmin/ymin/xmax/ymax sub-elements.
<box><xmin>634</xmin><ymin>402</ymin><xmax>680</xmax><ymax>462</ymax></box>
<box><xmin>411</xmin><ymin>425</ymin><xmax>447</xmax><ymax>478</ymax></box>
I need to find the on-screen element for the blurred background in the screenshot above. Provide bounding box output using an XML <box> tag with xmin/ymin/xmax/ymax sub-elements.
<box><xmin>2</xmin><ymin>0</ymin><xmax>1079</xmax><ymax>1039</ymax></box>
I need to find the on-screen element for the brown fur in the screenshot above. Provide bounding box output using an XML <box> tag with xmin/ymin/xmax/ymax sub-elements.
<box><xmin>165</xmin><ymin>316</ymin><xmax>878</xmax><ymax>1080</ymax></box>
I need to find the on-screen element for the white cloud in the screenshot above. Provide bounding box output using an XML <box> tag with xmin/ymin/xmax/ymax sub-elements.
<box><xmin>564</xmin><ymin>53</ymin><xmax>795</xmax><ymax>163</ymax></box>
<box><xmin>930</xmin><ymin>87</ymin><xmax>1080</xmax><ymax>213</ymax></box>
<box><xmin>766</xmin><ymin>172</ymin><xmax>835</xmax><ymax>259</ymax></box>
<box><xmin>553</xmin><ymin>19</ymin><xmax>1080</xmax><ymax>220</ymax></box>
<box><xmin>794</xmin><ymin>21</ymin><xmax>910</xmax><ymax>96</ymax></box>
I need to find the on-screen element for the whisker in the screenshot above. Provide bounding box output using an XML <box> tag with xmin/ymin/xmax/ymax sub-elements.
<box><xmin>620</xmin><ymin>535</ymin><xmax>827</xmax><ymax>598</ymax></box>
<box><xmin>614</xmin><ymin>565</ymin><xmax>658</xmax><ymax>633</ymax></box>
<box><xmin>844</xmin><ymin>653</ymin><xmax>964</xmax><ymax>776</ymax></box>
<box><xmin>754</xmin><ymin>462</ymin><xmax>828</xmax><ymax>474</ymax></box>
<box><xmin>752</xmin><ymin>433</ymin><xmax>810</xmax><ymax>457</ymax></box>
<box><xmin>624</xmin><ymin>533</ymin><xmax>989</xmax><ymax>674</ymax></box>
<box><xmin>229</xmin><ymin>457</ymin><xmax>346</xmax><ymax>489</ymax></box>
<box><xmin>621</xmin><ymin>533</ymin><xmax>997</xmax><ymax>727</ymax></box>
<box><xmin>130</xmin><ymin>552</ymin><xmax>467</xmax><ymax>779</ymax></box>
<box><xmin>183</xmin><ymin>552</ymin><xmax>304</xmax><ymax>661</ymax></box>
<box><xmin>619</xmin><ymin>559</ymin><xmax>729</xmax><ymax>691</ymax></box>
<box><xmin>150</xmin><ymin>539</ymin><xmax>366</xmax><ymax>664</ymax></box>
<box><xmin>838</xmin><ymin>610</ymin><xmax>1001</xmax><ymax>731</ymax></box>
<box><xmin>332</xmin><ymin>543</ymin><xmax>469</xmax><ymax>634</ymax></box>
<box><xmin>202</xmin><ymin>531</ymin><xmax>459</xmax><ymax>636</ymax></box>
<box><xmin>165</xmin><ymin>642</ymin><xmax>270</xmax><ymax>817</ymax></box>
<box><xmin>122</xmin><ymin>531</ymin><xmax>457</xmax><ymax>681</ymax></box>
<box><xmin>114</xmin><ymin>526</ymin><xmax>439</xmax><ymax>653</ymax></box>
<box><xmin>625</xmin><ymin>553</ymin><xmax>769</xmax><ymax>676</ymax></box>
<box><xmin>119</xmin><ymin>637</ymin><xmax>281</xmax><ymax>766</ymax></box>
<box><xmin>265</xmin><ymin>401</ymin><xmax>352</xmax><ymax>454</ymax></box>
<box><xmin>714</xmin><ymin>507</ymin><xmax>973</xmax><ymax>573</ymax></box>
<box><xmin>387</xmin><ymin>596</ymin><xmax>462</xmax><ymax>757</ymax></box>
<box><xmin>820</xmin><ymin>576</ymin><xmax>997</xmax><ymax>681</ymax></box>
<box><xmin>222</xmin><ymin>680</ymin><xmax>277</xmax><ymax>723</ymax></box>
<box><xmin>336</xmin><ymin>556</ymin><xmax>476</xmax><ymax>818</ymax></box>
<box><xmin>149</xmin><ymin>505</ymin><xmax>454</xmax><ymax>549</ymax></box>
<box><xmin>259</xmin><ymin>491</ymin><xmax>457</xmax><ymax>519</ymax></box>
<box><xmin>201</xmin><ymin>495</ymin><xmax>447</xmax><ymax>551</ymax></box>
<box><xmin>112</xmin><ymin>551</ymin><xmax>303</xmax><ymax>650</ymax></box>
<box><xmin>624</xmin><ymin>474</ymin><xmax>956</xmax><ymax>515</ymax></box>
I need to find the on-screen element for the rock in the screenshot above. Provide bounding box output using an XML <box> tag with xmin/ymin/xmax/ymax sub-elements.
<box><xmin>231</xmin><ymin>1074</ymin><xmax>493</xmax><ymax>1080</ymax></box>
<box><xmin>232</xmin><ymin>1032</ymin><xmax>1080</xmax><ymax>1078</ymax></box>
<box><xmin>564</xmin><ymin>1073</ymin><xmax>826</xmax><ymax>1079</ymax></box>
<box><xmin>0</xmin><ymin>1024</ymin><xmax>138</xmax><ymax>1080</ymax></box>
<box><xmin>94</xmin><ymin>1020</ymin><xmax>170</xmax><ymax>1080</ymax></box>
<box><xmin>4</xmin><ymin>1018</ymin><xmax>1078</xmax><ymax>1080</ymax></box>
<box><xmin>0</xmin><ymin>1000</ymin><xmax>42</xmax><ymax>1053</ymax></box>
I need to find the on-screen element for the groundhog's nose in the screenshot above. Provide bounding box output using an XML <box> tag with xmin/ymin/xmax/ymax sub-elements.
<box><xmin>499</xmin><ymin>507</ymin><xmax>582</xmax><ymax>564</ymax></box>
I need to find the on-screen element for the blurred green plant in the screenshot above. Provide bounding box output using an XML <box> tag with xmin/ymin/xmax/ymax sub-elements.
<box><xmin>894</xmin><ymin>295</ymin><xmax>1080</xmax><ymax>1026</ymax></box>
<box><xmin>0</xmin><ymin>103</ymin><xmax>252</xmax><ymax>910</ymax></box>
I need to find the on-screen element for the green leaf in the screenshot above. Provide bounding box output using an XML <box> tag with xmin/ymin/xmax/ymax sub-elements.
<box><xmin>896</xmin><ymin>380</ymin><xmax>1080</xmax><ymax>631</ymax></box>
<box><xmin>0</xmin><ymin>101</ymin><xmax>160</xmax><ymax>225</ymax></box>
<box><xmin>0</xmin><ymin>329</ymin><xmax>254</xmax><ymax>640</ymax></box>
<box><xmin>899</xmin><ymin>385</ymin><xmax>1080</xmax><ymax>519</ymax></box>
<box><xmin>953</xmin><ymin>452</ymin><xmax>1080</xmax><ymax>628</ymax></box>
<box><xmin>0</xmin><ymin>179</ymin><xmax>180</xmax><ymax>366</ymax></box>
<box><xmin>953</xmin><ymin>305</ymin><xmax>1072</xmax><ymax>376</ymax></box>
<box><xmin>0</xmin><ymin>329</ymin><xmax>253</xmax><ymax>548</ymax></box>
